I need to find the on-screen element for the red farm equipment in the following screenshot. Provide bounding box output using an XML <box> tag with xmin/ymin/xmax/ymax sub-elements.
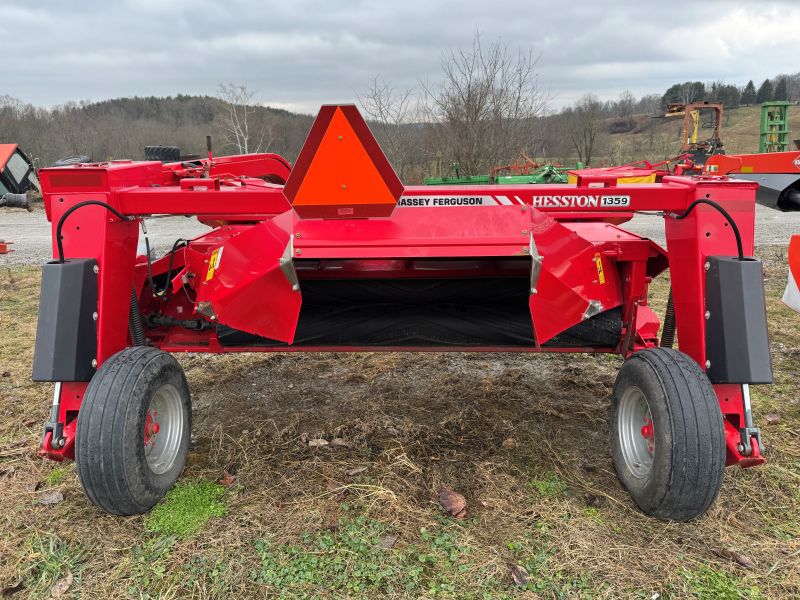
<box><xmin>0</xmin><ymin>144</ymin><xmax>37</xmax><ymax>253</ymax></box>
<box><xmin>33</xmin><ymin>105</ymin><xmax>776</xmax><ymax>521</ymax></box>
<box><xmin>704</xmin><ymin>150</ymin><xmax>800</xmax><ymax>211</ymax></box>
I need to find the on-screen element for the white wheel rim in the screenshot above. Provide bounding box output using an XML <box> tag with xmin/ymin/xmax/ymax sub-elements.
<box><xmin>144</xmin><ymin>383</ymin><xmax>184</xmax><ymax>475</ymax></box>
<box><xmin>618</xmin><ymin>385</ymin><xmax>655</xmax><ymax>479</ymax></box>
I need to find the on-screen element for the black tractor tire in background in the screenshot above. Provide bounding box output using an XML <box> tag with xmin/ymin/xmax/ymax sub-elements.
<box><xmin>144</xmin><ymin>145</ymin><xmax>181</xmax><ymax>162</ymax></box>
<box><xmin>75</xmin><ymin>347</ymin><xmax>191</xmax><ymax>515</ymax></box>
<box><xmin>610</xmin><ymin>348</ymin><xmax>726</xmax><ymax>521</ymax></box>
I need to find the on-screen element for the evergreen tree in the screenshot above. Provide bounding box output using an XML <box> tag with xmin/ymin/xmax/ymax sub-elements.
<box><xmin>741</xmin><ymin>80</ymin><xmax>757</xmax><ymax>105</ymax></box>
<box><xmin>660</xmin><ymin>81</ymin><xmax>706</xmax><ymax>110</ymax></box>
<box><xmin>774</xmin><ymin>78</ymin><xmax>789</xmax><ymax>101</ymax></box>
<box><xmin>709</xmin><ymin>82</ymin><xmax>740</xmax><ymax>107</ymax></box>
<box><xmin>756</xmin><ymin>78</ymin><xmax>773</xmax><ymax>103</ymax></box>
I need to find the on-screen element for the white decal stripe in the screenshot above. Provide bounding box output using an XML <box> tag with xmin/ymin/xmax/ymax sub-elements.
<box><xmin>496</xmin><ymin>195</ymin><xmax>512</xmax><ymax>205</ymax></box>
<box><xmin>397</xmin><ymin>195</ymin><xmax>500</xmax><ymax>207</ymax></box>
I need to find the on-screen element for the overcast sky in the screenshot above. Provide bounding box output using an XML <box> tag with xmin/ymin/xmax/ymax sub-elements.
<box><xmin>3</xmin><ymin>0</ymin><xmax>799</xmax><ymax>114</ymax></box>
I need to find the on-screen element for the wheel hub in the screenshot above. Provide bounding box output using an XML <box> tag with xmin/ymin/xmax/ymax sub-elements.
<box><xmin>143</xmin><ymin>411</ymin><xmax>161</xmax><ymax>446</ymax></box>
<box><xmin>143</xmin><ymin>383</ymin><xmax>184</xmax><ymax>475</ymax></box>
<box><xmin>618</xmin><ymin>386</ymin><xmax>655</xmax><ymax>479</ymax></box>
<box><xmin>640</xmin><ymin>417</ymin><xmax>655</xmax><ymax>454</ymax></box>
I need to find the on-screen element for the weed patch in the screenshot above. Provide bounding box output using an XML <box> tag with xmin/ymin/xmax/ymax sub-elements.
<box><xmin>253</xmin><ymin>513</ymin><xmax>506</xmax><ymax>597</ymax></box>
<box><xmin>526</xmin><ymin>472</ymin><xmax>568</xmax><ymax>498</ymax></box>
<box><xmin>14</xmin><ymin>533</ymin><xmax>85</xmax><ymax>596</ymax></box>
<box><xmin>682</xmin><ymin>565</ymin><xmax>763</xmax><ymax>599</ymax></box>
<box><xmin>144</xmin><ymin>479</ymin><xmax>226</xmax><ymax>537</ymax></box>
<box><xmin>43</xmin><ymin>464</ymin><xmax>71</xmax><ymax>487</ymax></box>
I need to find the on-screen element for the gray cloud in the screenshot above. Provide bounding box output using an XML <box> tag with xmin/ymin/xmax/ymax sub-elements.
<box><xmin>2</xmin><ymin>0</ymin><xmax>799</xmax><ymax>112</ymax></box>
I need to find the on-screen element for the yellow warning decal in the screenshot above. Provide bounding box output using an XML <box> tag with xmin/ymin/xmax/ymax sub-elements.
<box><xmin>205</xmin><ymin>247</ymin><xmax>224</xmax><ymax>281</ymax></box>
<box><xmin>594</xmin><ymin>253</ymin><xmax>606</xmax><ymax>285</ymax></box>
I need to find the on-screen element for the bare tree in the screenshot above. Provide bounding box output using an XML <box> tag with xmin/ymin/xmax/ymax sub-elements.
<box><xmin>357</xmin><ymin>77</ymin><xmax>417</xmax><ymax>181</ymax></box>
<box><xmin>615</xmin><ymin>90</ymin><xmax>636</xmax><ymax>128</ymax></box>
<box><xmin>420</xmin><ymin>33</ymin><xmax>548</xmax><ymax>175</ymax></box>
<box><xmin>564</xmin><ymin>94</ymin><xmax>605</xmax><ymax>166</ymax></box>
<box><xmin>635</xmin><ymin>94</ymin><xmax>661</xmax><ymax>115</ymax></box>
<box><xmin>216</xmin><ymin>83</ymin><xmax>270</xmax><ymax>153</ymax></box>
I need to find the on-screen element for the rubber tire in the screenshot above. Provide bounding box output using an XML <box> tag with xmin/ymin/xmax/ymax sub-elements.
<box><xmin>610</xmin><ymin>348</ymin><xmax>725</xmax><ymax>521</ymax></box>
<box><xmin>75</xmin><ymin>347</ymin><xmax>191</xmax><ymax>515</ymax></box>
<box><xmin>144</xmin><ymin>145</ymin><xmax>181</xmax><ymax>162</ymax></box>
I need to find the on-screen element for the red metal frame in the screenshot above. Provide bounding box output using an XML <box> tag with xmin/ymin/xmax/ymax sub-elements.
<box><xmin>35</xmin><ymin>110</ymin><xmax>765</xmax><ymax>472</ymax></box>
<box><xmin>704</xmin><ymin>150</ymin><xmax>800</xmax><ymax>176</ymax></box>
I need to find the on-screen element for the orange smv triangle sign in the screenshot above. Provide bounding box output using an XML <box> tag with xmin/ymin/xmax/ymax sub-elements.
<box><xmin>283</xmin><ymin>105</ymin><xmax>404</xmax><ymax>218</ymax></box>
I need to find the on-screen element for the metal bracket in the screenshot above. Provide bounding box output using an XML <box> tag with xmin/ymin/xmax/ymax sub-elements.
<box><xmin>196</xmin><ymin>300</ymin><xmax>217</xmax><ymax>320</ymax></box>
<box><xmin>738</xmin><ymin>384</ymin><xmax>765</xmax><ymax>456</ymax></box>
<box><xmin>41</xmin><ymin>382</ymin><xmax>65</xmax><ymax>449</ymax></box>
<box><xmin>739</xmin><ymin>427</ymin><xmax>764</xmax><ymax>456</ymax></box>
<box><xmin>529</xmin><ymin>231</ymin><xmax>542</xmax><ymax>294</ymax></box>
<box><xmin>279</xmin><ymin>239</ymin><xmax>301</xmax><ymax>292</ymax></box>
<box><xmin>582</xmin><ymin>299</ymin><xmax>604</xmax><ymax>320</ymax></box>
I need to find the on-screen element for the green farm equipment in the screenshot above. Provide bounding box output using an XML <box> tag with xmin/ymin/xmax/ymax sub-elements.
<box><xmin>495</xmin><ymin>164</ymin><xmax>572</xmax><ymax>184</ymax></box>
<box><xmin>425</xmin><ymin>158</ymin><xmax>579</xmax><ymax>186</ymax></box>
<box><xmin>759</xmin><ymin>101</ymin><xmax>791</xmax><ymax>153</ymax></box>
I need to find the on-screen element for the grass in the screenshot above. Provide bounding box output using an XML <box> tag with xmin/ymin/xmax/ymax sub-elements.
<box><xmin>682</xmin><ymin>565</ymin><xmax>764</xmax><ymax>599</ymax></box>
<box><xmin>8</xmin><ymin>533</ymin><xmax>86</xmax><ymax>598</ymax></box>
<box><xmin>42</xmin><ymin>465</ymin><xmax>71</xmax><ymax>488</ymax></box>
<box><xmin>145</xmin><ymin>480</ymin><xmax>228</xmax><ymax>537</ymax></box>
<box><xmin>252</xmin><ymin>513</ymin><xmax>427</xmax><ymax>596</ymax></box>
<box><xmin>0</xmin><ymin>249</ymin><xmax>798</xmax><ymax>598</ymax></box>
<box><xmin>526</xmin><ymin>473</ymin><xmax>568</xmax><ymax>498</ymax></box>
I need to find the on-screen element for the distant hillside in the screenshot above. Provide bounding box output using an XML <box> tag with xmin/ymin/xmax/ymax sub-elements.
<box><xmin>537</xmin><ymin>104</ymin><xmax>800</xmax><ymax>168</ymax></box>
<box><xmin>0</xmin><ymin>94</ymin><xmax>314</xmax><ymax>168</ymax></box>
<box><xmin>3</xmin><ymin>92</ymin><xmax>799</xmax><ymax>182</ymax></box>
<box><xmin>614</xmin><ymin>104</ymin><xmax>800</xmax><ymax>162</ymax></box>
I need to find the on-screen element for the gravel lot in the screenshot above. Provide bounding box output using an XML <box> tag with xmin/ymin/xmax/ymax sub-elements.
<box><xmin>1</xmin><ymin>204</ymin><xmax>798</xmax><ymax>266</ymax></box>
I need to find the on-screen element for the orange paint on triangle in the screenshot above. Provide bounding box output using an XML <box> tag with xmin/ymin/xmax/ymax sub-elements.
<box><xmin>292</xmin><ymin>107</ymin><xmax>397</xmax><ymax>208</ymax></box>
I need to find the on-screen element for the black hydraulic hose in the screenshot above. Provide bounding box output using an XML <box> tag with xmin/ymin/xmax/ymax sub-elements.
<box><xmin>665</xmin><ymin>199</ymin><xmax>744</xmax><ymax>349</ymax></box>
<box><xmin>660</xmin><ymin>288</ymin><xmax>675</xmax><ymax>348</ymax></box>
<box><xmin>129</xmin><ymin>287</ymin><xmax>147</xmax><ymax>346</ymax></box>
<box><xmin>53</xmin><ymin>200</ymin><xmax>144</xmax><ymax>344</ymax></box>
<box><xmin>55</xmin><ymin>200</ymin><xmax>132</xmax><ymax>263</ymax></box>
<box><xmin>140</xmin><ymin>233</ymin><xmax>188</xmax><ymax>300</ymax></box>
<box><xmin>146</xmin><ymin>237</ymin><xmax>188</xmax><ymax>298</ymax></box>
<box><xmin>672</xmin><ymin>198</ymin><xmax>744</xmax><ymax>261</ymax></box>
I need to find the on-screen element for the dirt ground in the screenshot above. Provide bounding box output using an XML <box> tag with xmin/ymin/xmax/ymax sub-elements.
<box><xmin>0</xmin><ymin>247</ymin><xmax>798</xmax><ymax>598</ymax></box>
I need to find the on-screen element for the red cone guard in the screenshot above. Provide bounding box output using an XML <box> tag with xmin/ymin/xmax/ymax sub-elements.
<box><xmin>194</xmin><ymin>211</ymin><xmax>301</xmax><ymax>343</ymax></box>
